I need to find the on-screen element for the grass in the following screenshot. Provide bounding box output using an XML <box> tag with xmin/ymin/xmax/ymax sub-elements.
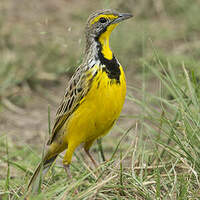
<box><xmin>1</xmin><ymin>61</ymin><xmax>200</xmax><ymax>199</ymax></box>
<box><xmin>1</xmin><ymin>0</ymin><xmax>200</xmax><ymax>199</ymax></box>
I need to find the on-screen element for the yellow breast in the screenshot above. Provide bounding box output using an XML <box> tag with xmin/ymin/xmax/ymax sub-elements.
<box><xmin>64</xmin><ymin>65</ymin><xmax>126</xmax><ymax>145</ymax></box>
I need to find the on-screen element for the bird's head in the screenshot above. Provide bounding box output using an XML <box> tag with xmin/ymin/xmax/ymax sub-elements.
<box><xmin>85</xmin><ymin>9</ymin><xmax>133</xmax><ymax>43</ymax></box>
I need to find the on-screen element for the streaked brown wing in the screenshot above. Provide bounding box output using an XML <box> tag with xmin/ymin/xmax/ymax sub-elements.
<box><xmin>47</xmin><ymin>67</ymin><xmax>90</xmax><ymax>145</ymax></box>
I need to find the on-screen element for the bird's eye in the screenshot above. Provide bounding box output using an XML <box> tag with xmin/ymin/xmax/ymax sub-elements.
<box><xmin>99</xmin><ymin>17</ymin><xmax>107</xmax><ymax>23</ymax></box>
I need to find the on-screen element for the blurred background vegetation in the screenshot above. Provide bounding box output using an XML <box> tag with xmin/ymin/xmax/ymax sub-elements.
<box><xmin>0</xmin><ymin>0</ymin><xmax>200</xmax><ymax>199</ymax></box>
<box><xmin>0</xmin><ymin>0</ymin><xmax>200</xmax><ymax>105</ymax></box>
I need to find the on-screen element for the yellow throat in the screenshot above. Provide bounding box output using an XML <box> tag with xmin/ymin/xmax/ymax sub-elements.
<box><xmin>98</xmin><ymin>24</ymin><xmax>118</xmax><ymax>60</ymax></box>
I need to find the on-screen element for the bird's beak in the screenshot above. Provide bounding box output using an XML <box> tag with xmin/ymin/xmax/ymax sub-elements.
<box><xmin>111</xmin><ymin>13</ymin><xmax>133</xmax><ymax>24</ymax></box>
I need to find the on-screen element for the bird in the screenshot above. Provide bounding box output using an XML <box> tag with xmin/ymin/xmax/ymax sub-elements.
<box><xmin>27</xmin><ymin>9</ymin><xmax>133</xmax><ymax>192</ymax></box>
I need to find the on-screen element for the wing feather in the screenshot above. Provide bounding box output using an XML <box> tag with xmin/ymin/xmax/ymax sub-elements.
<box><xmin>47</xmin><ymin>66</ymin><xmax>92</xmax><ymax>145</ymax></box>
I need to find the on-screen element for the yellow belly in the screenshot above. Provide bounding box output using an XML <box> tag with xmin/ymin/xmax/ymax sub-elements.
<box><xmin>64</xmin><ymin>66</ymin><xmax>126</xmax><ymax>146</ymax></box>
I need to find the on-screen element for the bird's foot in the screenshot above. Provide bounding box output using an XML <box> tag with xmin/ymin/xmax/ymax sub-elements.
<box><xmin>63</xmin><ymin>164</ymin><xmax>72</xmax><ymax>179</ymax></box>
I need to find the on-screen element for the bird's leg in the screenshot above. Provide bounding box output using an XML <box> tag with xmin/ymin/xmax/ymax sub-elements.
<box><xmin>63</xmin><ymin>162</ymin><xmax>79</xmax><ymax>195</ymax></box>
<box><xmin>84</xmin><ymin>140</ymin><xmax>98</xmax><ymax>168</ymax></box>
<box><xmin>85</xmin><ymin>149</ymin><xmax>98</xmax><ymax>168</ymax></box>
<box><xmin>63</xmin><ymin>143</ymin><xmax>76</xmax><ymax>178</ymax></box>
<box><xmin>63</xmin><ymin>164</ymin><xmax>72</xmax><ymax>179</ymax></box>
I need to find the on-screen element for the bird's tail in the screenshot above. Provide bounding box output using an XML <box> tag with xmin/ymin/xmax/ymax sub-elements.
<box><xmin>27</xmin><ymin>154</ymin><xmax>57</xmax><ymax>193</ymax></box>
